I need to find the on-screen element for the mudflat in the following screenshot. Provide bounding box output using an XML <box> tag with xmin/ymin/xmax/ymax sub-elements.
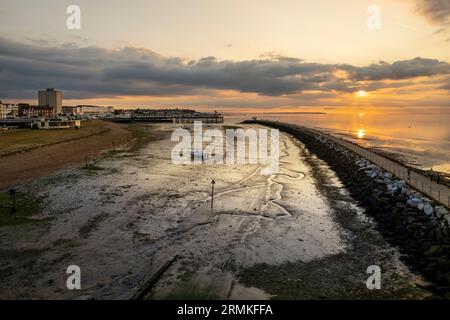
<box><xmin>0</xmin><ymin>124</ymin><xmax>428</xmax><ymax>299</ymax></box>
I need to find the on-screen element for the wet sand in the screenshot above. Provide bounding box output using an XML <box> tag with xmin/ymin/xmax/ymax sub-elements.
<box><xmin>0</xmin><ymin>124</ymin><xmax>428</xmax><ymax>299</ymax></box>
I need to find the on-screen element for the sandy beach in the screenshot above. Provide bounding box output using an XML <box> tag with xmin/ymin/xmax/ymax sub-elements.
<box><xmin>0</xmin><ymin>123</ymin><xmax>428</xmax><ymax>299</ymax></box>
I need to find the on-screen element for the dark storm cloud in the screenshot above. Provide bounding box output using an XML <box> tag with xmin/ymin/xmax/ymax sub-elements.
<box><xmin>416</xmin><ymin>0</ymin><xmax>450</xmax><ymax>25</ymax></box>
<box><xmin>0</xmin><ymin>37</ymin><xmax>449</xmax><ymax>100</ymax></box>
<box><xmin>342</xmin><ymin>57</ymin><xmax>450</xmax><ymax>81</ymax></box>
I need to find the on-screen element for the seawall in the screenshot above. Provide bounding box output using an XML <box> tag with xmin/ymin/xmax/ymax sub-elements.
<box><xmin>247</xmin><ymin>120</ymin><xmax>450</xmax><ymax>299</ymax></box>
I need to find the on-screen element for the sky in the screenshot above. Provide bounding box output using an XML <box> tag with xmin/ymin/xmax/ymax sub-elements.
<box><xmin>0</xmin><ymin>0</ymin><xmax>449</xmax><ymax>113</ymax></box>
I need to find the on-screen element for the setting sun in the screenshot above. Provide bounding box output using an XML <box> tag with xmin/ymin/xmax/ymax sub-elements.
<box><xmin>356</xmin><ymin>90</ymin><xmax>367</xmax><ymax>98</ymax></box>
<box><xmin>357</xmin><ymin>129</ymin><xmax>365</xmax><ymax>139</ymax></box>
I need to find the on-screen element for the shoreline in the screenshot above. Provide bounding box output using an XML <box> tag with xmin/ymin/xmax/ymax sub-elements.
<box><xmin>248</xmin><ymin>120</ymin><xmax>450</xmax><ymax>299</ymax></box>
<box><xmin>0</xmin><ymin>122</ymin><xmax>151</xmax><ymax>191</ymax></box>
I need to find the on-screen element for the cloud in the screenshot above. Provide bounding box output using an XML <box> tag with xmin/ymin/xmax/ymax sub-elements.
<box><xmin>438</xmin><ymin>76</ymin><xmax>450</xmax><ymax>90</ymax></box>
<box><xmin>342</xmin><ymin>57</ymin><xmax>450</xmax><ymax>81</ymax></box>
<box><xmin>416</xmin><ymin>0</ymin><xmax>450</xmax><ymax>25</ymax></box>
<box><xmin>0</xmin><ymin>37</ymin><xmax>449</xmax><ymax>101</ymax></box>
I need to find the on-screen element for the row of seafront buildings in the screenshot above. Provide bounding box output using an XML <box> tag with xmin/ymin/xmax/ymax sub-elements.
<box><xmin>1</xmin><ymin>89</ymin><xmax>114</xmax><ymax>119</ymax></box>
<box><xmin>1</xmin><ymin>88</ymin><xmax>64</xmax><ymax>118</ymax></box>
<box><xmin>1</xmin><ymin>88</ymin><xmax>224</xmax><ymax>129</ymax></box>
<box><xmin>1</xmin><ymin>89</ymin><xmax>115</xmax><ymax>130</ymax></box>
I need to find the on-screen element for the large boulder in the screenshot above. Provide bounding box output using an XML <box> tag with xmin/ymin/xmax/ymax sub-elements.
<box><xmin>407</xmin><ymin>198</ymin><xmax>423</xmax><ymax>208</ymax></box>
<box><xmin>387</xmin><ymin>183</ymin><xmax>398</xmax><ymax>193</ymax></box>
<box><xmin>388</xmin><ymin>187</ymin><xmax>398</xmax><ymax>194</ymax></box>
<box><xmin>402</xmin><ymin>188</ymin><xmax>413</xmax><ymax>197</ymax></box>
<box><xmin>435</xmin><ymin>206</ymin><xmax>449</xmax><ymax>219</ymax></box>
<box><xmin>396</xmin><ymin>181</ymin><xmax>406</xmax><ymax>189</ymax></box>
<box><xmin>423</xmin><ymin>204</ymin><xmax>434</xmax><ymax>216</ymax></box>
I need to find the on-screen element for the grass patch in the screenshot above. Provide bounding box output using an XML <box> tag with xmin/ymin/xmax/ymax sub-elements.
<box><xmin>40</xmin><ymin>172</ymin><xmax>83</xmax><ymax>188</ymax></box>
<box><xmin>238</xmin><ymin>254</ymin><xmax>425</xmax><ymax>300</ymax></box>
<box><xmin>0</xmin><ymin>191</ymin><xmax>49</xmax><ymax>228</ymax></box>
<box><xmin>0</xmin><ymin>248</ymin><xmax>48</xmax><ymax>279</ymax></box>
<box><xmin>0</xmin><ymin>120</ymin><xmax>109</xmax><ymax>157</ymax></box>
<box><xmin>126</xmin><ymin>124</ymin><xmax>168</xmax><ymax>152</ymax></box>
<box><xmin>85</xmin><ymin>164</ymin><xmax>105</xmax><ymax>171</ymax></box>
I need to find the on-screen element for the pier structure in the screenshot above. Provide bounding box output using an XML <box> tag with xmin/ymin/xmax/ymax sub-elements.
<box><xmin>132</xmin><ymin>114</ymin><xmax>224</xmax><ymax>123</ymax></box>
<box><xmin>129</xmin><ymin>109</ymin><xmax>224</xmax><ymax>123</ymax></box>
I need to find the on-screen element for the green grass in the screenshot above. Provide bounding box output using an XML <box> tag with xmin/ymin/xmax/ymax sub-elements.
<box><xmin>125</xmin><ymin>124</ymin><xmax>168</xmax><ymax>152</ymax></box>
<box><xmin>0</xmin><ymin>192</ymin><xmax>50</xmax><ymax>228</ymax></box>
<box><xmin>0</xmin><ymin>248</ymin><xmax>47</xmax><ymax>278</ymax></box>
<box><xmin>0</xmin><ymin>120</ymin><xmax>110</xmax><ymax>156</ymax></box>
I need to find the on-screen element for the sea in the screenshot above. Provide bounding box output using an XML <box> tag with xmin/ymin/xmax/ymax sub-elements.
<box><xmin>225</xmin><ymin>111</ymin><xmax>450</xmax><ymax>174</ymax></box>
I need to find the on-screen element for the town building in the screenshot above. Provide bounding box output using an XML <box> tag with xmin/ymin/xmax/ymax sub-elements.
<box><xmin>76</xmin><ymin>105</ymin><xmax>114</xmax><ymax>116</ymax></box>
<box><xmin>32</xmin><ymin>118</ymin><xmax>81</xmax><ymax>130</ymax></box>
<box><xmin>0</xmin><ymin>102</ymin><xmax>19</xmax><ymax>119</ymax></box>
<box><xmin>18</xmin><ymin>104</ymin><xmax>54</xmax><ymax>118</ymax></box>
<box><xmin>38</xmin><ymin>88</ymin><xmax>63</xmax><ymax>115</ymax></box>
<box><xmin>62</xmin><ymin>105</ymin><xmax>82</xmax><ymax>115</ymax></box>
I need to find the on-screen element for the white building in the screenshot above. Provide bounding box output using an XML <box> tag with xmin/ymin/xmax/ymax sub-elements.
<box><xmin>32</xmin><ymin>118</ymin><xmax>81</xmax><ymax>130</ymax></box>
<box><xmin>0</xmin><ymin>102</ymin><xmax>19</xmax><ymax>119</ymax></box>
<box><xmin>76</xmin><ymin>105</ymin><xmax>115</xmax><ymax>117</ymax></box>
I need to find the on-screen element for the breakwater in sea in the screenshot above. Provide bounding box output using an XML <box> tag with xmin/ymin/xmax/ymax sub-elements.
<box><xmin>247</xmin><ymin>120</ymin><xmax>450</xmax><ymax>299</ymax></box>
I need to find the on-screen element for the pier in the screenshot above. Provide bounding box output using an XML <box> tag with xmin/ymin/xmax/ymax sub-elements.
<box><xmin>115</xmin><ymin>109</ymin><xmax>224</xmax><ymax>123</ymax></box>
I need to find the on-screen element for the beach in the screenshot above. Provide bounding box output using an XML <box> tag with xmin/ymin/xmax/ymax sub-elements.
<box><xmin>0</xmin><ymin>123</ymin><xmax>430</xmax><ymax>299</ymax></box>
<box><xmin>0</xmin><ymin>121</ymin><xmax>155</xmax><ymax>190</ymax></box>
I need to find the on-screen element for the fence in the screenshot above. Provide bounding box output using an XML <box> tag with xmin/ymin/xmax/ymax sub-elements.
<box><xmin>303</xmin><ymin>127</ymin><xmax>450</xmax><ymax>208</ymax></box>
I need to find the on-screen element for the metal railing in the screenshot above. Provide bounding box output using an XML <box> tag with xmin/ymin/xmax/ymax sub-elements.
<box><xmin>304</xmin><ymin>127</ymin><xmax>450</xmax><ymax>208</ymax></box>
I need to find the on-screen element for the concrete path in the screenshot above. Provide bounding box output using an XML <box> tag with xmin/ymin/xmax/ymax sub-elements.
<box><xmin>286</xmin><ymin>124</ymin><xmax>450</xmax><ymax>208</ymax></box>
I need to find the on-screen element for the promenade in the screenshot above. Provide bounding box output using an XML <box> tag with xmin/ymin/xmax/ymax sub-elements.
<box><xmin>300</xmin><ymin>125</ymin><xmax>450</xmax><ymax>208</ymax></box>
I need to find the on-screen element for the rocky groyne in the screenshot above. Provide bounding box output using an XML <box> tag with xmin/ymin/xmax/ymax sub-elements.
<box><xmin>248</xmin><ymin>120</ymin><xmax>450</xmax><ymax>299</ymax></box>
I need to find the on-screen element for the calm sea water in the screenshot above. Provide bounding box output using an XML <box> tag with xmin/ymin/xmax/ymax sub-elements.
<box><xmin>226</xmin><ymin>112</ymin><xmax>450</xmax><ymax>174</ymax></box>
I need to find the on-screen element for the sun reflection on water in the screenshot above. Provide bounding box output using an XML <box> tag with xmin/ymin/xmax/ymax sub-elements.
<box><xmin>357</xmin><ymin>129</ymin><xmax>365</xmax><ymax>139</ymax></box>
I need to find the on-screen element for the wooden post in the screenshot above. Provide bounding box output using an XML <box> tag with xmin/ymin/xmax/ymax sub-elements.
<box><xmin>211</xmin><ymin>179</ymin><xmax>216</xmax><ymax>211</ymax></box>
<box><xmin>9</xmin><ymin>189</ymin><xmax>16</xmax><ymax>213</ymax></box>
